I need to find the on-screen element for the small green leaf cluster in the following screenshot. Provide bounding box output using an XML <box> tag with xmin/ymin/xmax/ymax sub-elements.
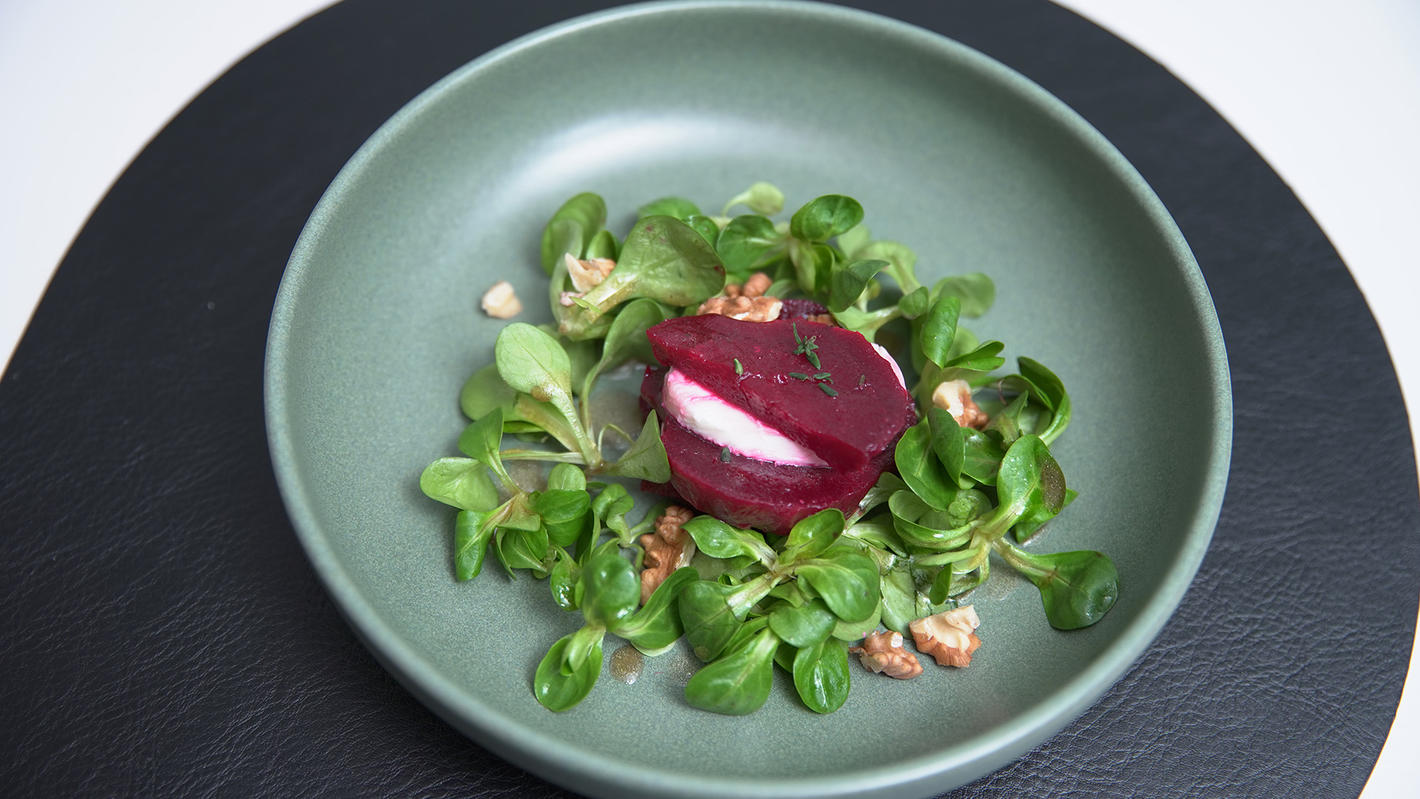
<box><xmin>422</xmin><ymin>434</ymin><xmax>688</xmax><ymax>711</ymax></box>
<box><xmin>548</xmin><ymin>194</ymin><xmax>725</xmax><ymax>340</ymax></box>
<box><xmin>673</xmin><ymin>509</ymin><xmax>875</xmax><ymax>714</ymax></box>
<box><xmin>864</xmin><ymin>317</ymin><xmax>1116</xmax><ymax>630</ymax></box>
<box><xmin>454</xmin><ymin>314</ymin><xmax>673</xmax><ymax>482</ymax></box>
<box><xmin>536</xmin><ymin>543</ymin><xmax>697</xmax><ymax>711</ymax></box>
<box><xmin>420</xmin><ymin>415</ymin><xmax>659</xmax><ymax>584</ymax></box>
<box><xmin>419</xmin><ymin>183</ymin><xmax>1119</xmax><ymax>717</ymax></box>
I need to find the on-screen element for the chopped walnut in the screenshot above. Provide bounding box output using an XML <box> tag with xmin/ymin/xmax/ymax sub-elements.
<box><xmin>480</xmin><ymin>280</ymin><xmax>522</xmax><ymax>318</ymax></box>
<box><xmin>723</xmin><ymin>272</ymin><xmax>773</xmax><ymax>299</ymax></box>
<box><xmin>909</xmin><ymin>605</ymin><xmax>981</xmax><ymax>668</ymax></box>
<box><xmin>931</xmin><ymin>379</ymin><xmax>989</xmax><ymax>429</ymax></box>
<box><xmin>638</xmin><ymin>505</ymin><xmax>697</xmax><ymax>603</ymax></box>
<box><xmin>563</xmin><ymin>253</ymin><xmax>617</xmax><ymax>292</ymax></box>
<box><xmin>849</xmin><ymin>631</ymin><xmax>923</xmax><ymax>679</ymax></box>
<box><xmin>697</xmin><ymin>294</ymin><xmax>783</xmax><ymax>322</ymax></box>
<box><xmin>698</xmin><ymin>272</ymin><xmax>782</xmax><ymax>321</ymax></box>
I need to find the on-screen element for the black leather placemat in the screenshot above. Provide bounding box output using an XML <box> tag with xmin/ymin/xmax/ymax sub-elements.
<box><xmin>2</xmin><ymin>1</ymin><xmax>1417</xmax><ymax>796</ymax></box>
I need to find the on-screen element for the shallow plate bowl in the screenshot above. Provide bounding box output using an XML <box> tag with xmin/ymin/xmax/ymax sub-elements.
<box><xmin>265</xmin><ymin>3</ymin><xmax>1231</xmax><ymax>796</ymax></box>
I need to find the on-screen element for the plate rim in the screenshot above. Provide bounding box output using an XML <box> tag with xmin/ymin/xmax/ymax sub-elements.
<box><xmin>264</xmin><ymin>1</ymin><xmax>1233</xmax><ymax>796</ymax></box>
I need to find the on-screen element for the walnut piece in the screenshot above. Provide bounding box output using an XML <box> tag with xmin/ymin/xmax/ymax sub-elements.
<box><xmin>723</xmin><ymin>272</ymin><xmax>773</xmax><ymax>299</ymax></box>
<box><xmin>849</xmin><ymin>631</ymin><xmax>923</xmax><ymax>679</ymax></box>
<box><xmin>563</xmin><ymin>253</ymin><xmax>617</xmax><ymax>292</ymax></box>
<box><xmin>698</xmin><ymin>294</ymin><xmax>783</xmax><ymax>322</ymax></box>
<box><xmin>931</xmin><ymin>379</ymin><xmax>989</xmax><ymax>429</ymax></box>
<box><xmin>909</xmin><ymin>605</ymin><xmax>982</xmax><ymax>668</ymax></box>
<box><xmin>697</xmin><ymin>272</ymin><xmax>782</xmax><ymax>322</ymax></box>
<box><xmin>638</xmin><ymin>505</ymin><xmax>697</xmax><ymax>603</ymax></box>
<box><xmin>480</xmin><ymin>280</ymin><xmax>522</xmax><ymax>319</ymax></box>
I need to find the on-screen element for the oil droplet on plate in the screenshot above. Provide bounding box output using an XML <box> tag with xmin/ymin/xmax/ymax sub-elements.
<box><xmin>609</xmin><ymin>644</ymin><xmax>644</xmax><ymax>685</ymax></box>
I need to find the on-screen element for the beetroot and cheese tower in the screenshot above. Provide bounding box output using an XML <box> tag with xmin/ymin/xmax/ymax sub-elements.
<box><xmin>645</xmin><ymin>315</ymin><xmax>915</xmax><ymax>469</ymax></box>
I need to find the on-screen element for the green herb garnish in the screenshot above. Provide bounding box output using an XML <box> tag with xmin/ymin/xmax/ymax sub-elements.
<box><xmin>818</xmin><ymin>383</ymin><xmax>838</xmax><ymax>397</ymax></box>
<box><xmin>733</xmin><ymin>358</ymin><xmax>744</xmax><ymax>375</ymax></box>
<box><xmin>790</xmin><ymin>322</ymin><xmax>823</xmax><ymax>369</ymax></box>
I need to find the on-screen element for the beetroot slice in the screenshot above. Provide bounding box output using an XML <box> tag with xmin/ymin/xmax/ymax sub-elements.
<box><xmin>646</xmin><ymin>315</ymin><xmax>915</xmax><ymax>469</ymax></box>
<box><xmin>641</xmin><ymin>367</ymin><xmax>888</xmax><ymax>534</ymax></box>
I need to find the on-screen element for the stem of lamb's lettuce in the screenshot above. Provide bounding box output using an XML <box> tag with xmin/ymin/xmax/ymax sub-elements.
<box><xmin>726</xmin><ymin>572</ymin><xmax>780</xmax><ymax>619</ymax></box>
<box><xmin>498</xmin><ymin>449</ymin><xmax>588</xmax><ymax>464</ymax></box>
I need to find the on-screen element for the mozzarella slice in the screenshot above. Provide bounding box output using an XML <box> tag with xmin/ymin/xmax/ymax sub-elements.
<box><xmin>661</xmin><ymin>368</ymin><xmax>827</xmax><ymax>467</ymax></box>
<box><xmin>870</xmin><ymin>342</ymin><xmax>907</xmax><ymax>389</ymax></box>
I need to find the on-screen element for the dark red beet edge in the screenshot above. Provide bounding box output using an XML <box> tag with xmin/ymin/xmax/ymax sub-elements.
<box><xmin>779</xmin><ymin>298</ymin><xmax>831</xmax><ymax>319</ymax></box>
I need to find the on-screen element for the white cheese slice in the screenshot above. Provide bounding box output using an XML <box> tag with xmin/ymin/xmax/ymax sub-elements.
<box><xmin>870</xmin><ymin>342</ymin><xmax>907</xmax><ymax>389</ymax></box>
<box><xmin>661</xmin><ymin>368</ymin><xmax>827</xmax><ymax>467</ymax></box>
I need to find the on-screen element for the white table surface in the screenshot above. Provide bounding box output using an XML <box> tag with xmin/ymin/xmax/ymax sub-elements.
<box><xmin>2</xmin><ymin>1</ymin><xmax>1416</xmax><ymax>795</ymax></box>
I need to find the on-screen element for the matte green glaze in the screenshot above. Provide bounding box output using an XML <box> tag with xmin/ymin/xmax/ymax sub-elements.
<box><xmin>264</xmin><ymin>2</ymin><xmax>1231</xmax><ymax>797</ymax></box>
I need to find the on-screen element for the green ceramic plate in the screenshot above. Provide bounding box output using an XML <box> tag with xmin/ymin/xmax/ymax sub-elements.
<box><xmin>265</xmin><ymin>2</ymin><xmax>1231</xmax><ymax>796</ymax></box>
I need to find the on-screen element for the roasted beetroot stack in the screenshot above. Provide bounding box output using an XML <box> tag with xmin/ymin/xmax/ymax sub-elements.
<box><xmin>641</xmin><ymin>315</ymin><xmax>916</xmax><ymax>534</ymax></box>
